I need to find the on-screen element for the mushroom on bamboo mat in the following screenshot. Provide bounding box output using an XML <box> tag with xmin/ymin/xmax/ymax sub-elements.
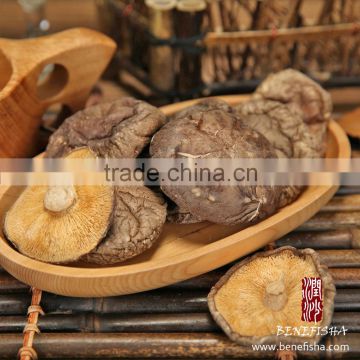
<box><xmin>208</xmin><ymin>247</ymin><xmax>336</xmax><ymax>360</ymax></box>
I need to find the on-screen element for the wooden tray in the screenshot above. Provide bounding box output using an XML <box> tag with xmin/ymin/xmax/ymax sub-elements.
<box><xmin>0</xmin><ymin>95</ymin><xmax>351</xmax><ymax>297</ymax></box>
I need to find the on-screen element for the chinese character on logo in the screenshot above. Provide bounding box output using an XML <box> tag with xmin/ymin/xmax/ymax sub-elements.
<box><xmin>301</xmin><ymin>277</ymin><xmax>323</xmax><ymax>323</ymax></box>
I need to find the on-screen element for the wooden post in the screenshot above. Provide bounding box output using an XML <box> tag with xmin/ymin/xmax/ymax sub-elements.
<box><xmin>146</xmin><ymin>0</ymin><xmax>176</xmax><ymax>92</ymax></box>
<box><xmin>175</xmin><ymin>0</ymin><xmax>206</xmax><ymax>94</ymax></box>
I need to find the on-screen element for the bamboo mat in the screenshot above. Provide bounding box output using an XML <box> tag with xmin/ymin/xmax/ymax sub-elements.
<box><xmin>0</xmin><ymin>165</ymin><xmax>359</xmax><ymax>359</ymax></box>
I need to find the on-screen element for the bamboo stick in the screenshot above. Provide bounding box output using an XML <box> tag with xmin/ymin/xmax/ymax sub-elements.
<box><xmin>0</xmin><ymin>311</ymin><xmax>358</xmax><ymax>334</ymax></box>
<box><xmin>298</xmin><ymin>211</ymin><xmax>360</xmax><ymax>231</ymax></box>
<box><xmin>277</xmin><ymin>229</ymin><xmax>360</xmax><ymax>249</ymax></box>
<box><xmin>0</xmin><ymin>272</ymin><xmax>29</xmax><ymax>293</ymax></box>
<box><xmin>174</xmin><ymin>267</ymin><xmax>360</xmax><ymax>290</ymax></box>
<box><xmin>330</xmin><ymin>268</ymin><xmax>360</xmax><ymax>288</ymax></box>
<box><xmin>318</xmin><ymin>249</ymin><xmax>360</xmax><ymax>267</ymax></box>
<box><xmin>0</xmin><ymin>313</ymin><xmax>217</xmax><ymax>334</ymax></box>
<box><xmin>204</xmin><ymin>23</ymin><xmax>359</xmax><ymax>47</ymax></box>
<box><xmin>0</xmin><ymin>332</ymin><xmax>359</xmax><ymax>359</ymax></box>
<box><xmin>336</xmin><ymin>186</ymin><xmax>360</xmax><ymax>195</ymax></box>
<box><xmin>0</xmin><ymin>289</ymin><xmax>359</xmax><ymax>315</ymax></box>
<box><xmin>146</xmin><ymin>0</ymin><xmax>176</xmax><ymax>92</ymax></box>
<box><xmin>174</xmin><ymin>0</ymin><xmax>205</xmax><ymax>93</ymax></box>
<box><xmin>321</xmin><ymin>195</ymin><xmax>360</xmax><ymax>212</ymax></box>
<box><xmin>208</xmin><ymin>0</ymin><xmax>223</xmax><ymax>33</ymax></box>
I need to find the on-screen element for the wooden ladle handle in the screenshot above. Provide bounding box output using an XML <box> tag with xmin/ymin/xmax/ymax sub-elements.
<box><xmin>0</xmin><ymin>28</ymin><xmax>116</xmax><ymax>157</ymax></box>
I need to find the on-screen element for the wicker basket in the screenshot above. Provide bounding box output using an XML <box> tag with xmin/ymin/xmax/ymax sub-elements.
<box><xmin>98</xmin><ymin>0</ymin><xmax>360</xmax><ymax>102</ymax></box>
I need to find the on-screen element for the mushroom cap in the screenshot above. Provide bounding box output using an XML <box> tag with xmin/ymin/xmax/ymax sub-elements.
<box><xmin>235</xmin><ymin>99</ymin><xmax>315</xmax><ymax>207</ymax></box>
<box><xmin>253</xmin><ymin>69</ymin><xmax>332</xmax><ymax>125</ymax></box>
<box><xmin>208</xmin><ymin>247</ymin><xmax>335</xmax><ymax>346</ymax></box>
<box><xmin>167</xmin><ymin>205</ymin><xmax>202</xmax><ymax>224</ymax></box>
<box><xmin>46</xmin><ymin>97</ymin><xmax>166</xmax><ymax>158</ymax></box>
<box><xmin>83</xmin><ymin>186</ymin><xmax>167</xmax><ymax>265</ymax></box>
<box><xmin>235</xmin><ymin>99</ymin><xmax>322</xmax><ymax>158</ymax></box>
<box><xmin>150</xmin><ymin>100</ymin><xmax>281</xmax><ymax>225</ymax></box>
<box><xmin>4</xmin><ymin>148</ymin><xmax>114</xmax><ymax>263</ymax></box>
<box><xmin>172</xmin><ymin>98</ymin><xmax>233</xmax><ymax>120</ymax></box>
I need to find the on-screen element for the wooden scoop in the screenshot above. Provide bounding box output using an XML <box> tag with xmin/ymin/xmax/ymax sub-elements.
<box><xmin>0</xmin><ymin>28</ymin><xmax>116</xmax><ymax>157</ymax></box>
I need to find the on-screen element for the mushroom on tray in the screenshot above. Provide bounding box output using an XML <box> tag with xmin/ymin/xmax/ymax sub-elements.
<box><xmin>4</xmin><ymin>148</ymin><xmax>114</xmax><ymax>263</ymax></box>
<box><xmin>235</xmin><ymin>99</ymin><xmax>322</xmax><ymax>159</ymax></box>
<box><xmin>150</xmin><ymin>99</ymin><xmax>281</xmax><ymax>226</ymax></box>
<box><xmin>234</xmin><ymin>70</ymin><xmax>332</xmax><ymax>207</ymax></box>
<box><xmin>253</xmin><ymin>69</ymin><xmax>332</xmax><ymax>156</ymax></box>
<box><xmin>208</xmin><ymin>247</ymin><xmax>335</xmax><ymax>348</ymax></box>
<box><xmin>46</xmin><ymin>97</ymin><xmax>166</xmax><ymax>158</ymax></box>
<box><xmin>83</xmin><ymin>186</ymin><xmax>166</xmax><ymax>265</ymax></box>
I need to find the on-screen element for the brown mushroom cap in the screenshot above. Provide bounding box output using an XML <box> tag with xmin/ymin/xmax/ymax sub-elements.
<box><xmin>253</xmin><ymin>69</ymin><xmax>332</xmax><ymax>157</ymax></box>
<box><xmin>166</xmin><ymin>205</ymin><xmax>202</xmax><ymax>224</ymax></box>
<box><xmin>234</xmin><ymin>99</ymin><xmax>315</xmax><ymax>207</ymax></box>
<box><xmin>208</xmin><ymin>247</ymin><xmax>335</xmax><ymax>346</ymax></box>
<box><xmin>46</xmin><ymin>97</ymin><xmax>167</xmax><ymax>158</ymax></box>
<box><xmin>150</xmin><ymin>99</ymin><xmax>281</xmax><ymax>225</ymax></box>
<box><xmin>235</xmin><ymin>99</ymin><xmax>322</xmax><ymax>158</ymax></box>
<box><xmin>253</xmin><ymin>69</ymin><xmax>332</xmax><ymax>125</ymax></box>
<box><xmin>82</xmin><ymin>186</ymin><xmax>167</xmax><ymax>265</ymax></box>
<box><xmin>4</xmin><ymin>148</ymin><xmax>114</xmax><ymax>263</ymax></box>
<box><xmin>172</xmin><ymin>98</ymin><xmax>233</xmax><ymax>120</ymax></box>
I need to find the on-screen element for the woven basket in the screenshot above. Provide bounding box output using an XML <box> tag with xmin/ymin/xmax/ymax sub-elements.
<box><xmin>100</xmin><ymin>0</ymin><xmax>360</xmax><ymax>100</ymax></box>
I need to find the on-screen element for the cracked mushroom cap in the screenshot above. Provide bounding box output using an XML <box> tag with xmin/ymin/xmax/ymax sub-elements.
<box><xmin>166</xmin><ymin>204</ymin><xmax>202</xmax><ymax>224</ymax></box>
<box><xmin>83</xmin><ymin>186</ymin><xmax>167</xmax><ymax>265</ymax></box>
<box><xmin>46</xmin><ymin>97</ymin><xmax>166</xmax><ymax>158</ymax></box>
<box><xmin>208</xmin><ymin>247</ymin><xmax>335</xmax><ymax>346</ymax></box>
<box><xmin>234</xmin><ymin>99</ymin><xmax>316</xmax><ymax>207</ymax></box>
<box><xmin>172</xmin><ymin>98</ymin><xmax>233</xmax><ymax>120</ymax></box>
<box><xmin>4</xmin><ymin>148</ymin><xmax>114</xmax><ymax>263</ymax></box>
<box><xmin>150</xmin><ymin>99</ymin><xmax>281</xmax><ymax>226</ymax></box>
<box><xmin>235</xmin><ymin>99</ymin><xmax>323</xmax><ymax>158</ymax></box>
<box><xmin>253</xmin><ymin>69</ymin><xmax>332</xmax><ymax>125</ymax></box>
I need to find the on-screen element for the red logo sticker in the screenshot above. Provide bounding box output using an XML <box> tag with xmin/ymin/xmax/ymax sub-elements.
<box><xmin>301</xmin><ymin>277</ymin><xmax>323</xmax><ymax>323</ymax></box>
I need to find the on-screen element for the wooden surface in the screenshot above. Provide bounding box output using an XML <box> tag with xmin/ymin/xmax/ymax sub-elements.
<box><xmin>204</xmin><ymin>23</ymin><xmax>360</xmax><ymax>47</ymax></box>
<box><xmin>0</xmin><ymin>95</ymin><xmax>351</xmax><ymax>297</ymax></box>
<box><xmin>0</xmin><ymin>28</ymin><xmax>115</xmax><ymax>157</ymax></box>
<box><xmin>338</xmin><ymin>107</ymin><xmax>360</xmax><ymax>139</ymax></box>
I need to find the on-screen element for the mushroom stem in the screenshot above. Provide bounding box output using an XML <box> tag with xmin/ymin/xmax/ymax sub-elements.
<box><xmin>44</xmin><ymin>186</ymin><xmax>77</xmax><ymax>213</ymax></box>
<box><xmin>263</xmin><ymin>275</ymin><xmax>288</xmax><ymax>311</ymax></box>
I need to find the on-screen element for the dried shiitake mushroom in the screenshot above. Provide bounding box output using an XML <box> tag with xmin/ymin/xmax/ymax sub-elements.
<box><xmin>46</xmin><ymin>97</ymin><xmax>166</xmax><ymax>158</ymax></box>
<box><xmin>253</xmin><ymin>69</ymin><xmax>332</xmax><ymax>156</ymax></box>
<box><xmin>254</xmin><ymin>69</ymin><xmax>332</xmax><ymax>124</ymax></box>
<box><xmin>150</xmin><ymin>99</ymin><xmax>281</xmax><ymax>226</ymax></box>
<box><xmin>164</xmin><ymin>99</ymin><xmax>234</xmax><ymax>224</ymax></box>
<box><xmin>235</xmin><ymin>99</ymin><xmax>321</xmax><ymax>158</ymax></box>
<box><xmin>172</xmin><ymin>97</ymin><xmax>233</xmax><ymax>119</ymax></box>
<box><xmin>208</xmin><ymin>247</ymin><xmax>335</xmax><ymax>346</ymax></box>
<box><xmin>83</xmin><ymin>186</ymin><xmax>167</xmax><ymax>265</ymax></box>
<box><xmin>166</xmin><ymin>205</ymin><xmax>201</xmax><ymax>224</ymax></box>
<box><xmin>234</xmin><ymin>99</ymin><xmax>316</xmax><ymax>207</ymax></box>
<box><xmin>4</xmin><ymin>148</ymin><xmax>114</xmax><ymax>263</ymax></box>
